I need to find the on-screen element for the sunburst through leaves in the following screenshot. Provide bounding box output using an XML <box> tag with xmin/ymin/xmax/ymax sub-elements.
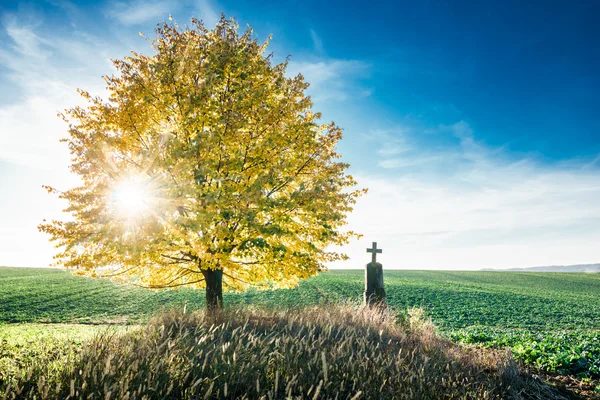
<box><xmin>39</xmin><ymin>16</ymin><xmax>366</xmax><ymax>309</ymax></box>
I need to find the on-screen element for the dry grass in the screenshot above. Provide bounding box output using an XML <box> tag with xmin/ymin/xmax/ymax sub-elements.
<box><xmin>1</xmin><ymin>304</ymin><xmax>568</xmax><ymax>399</ymax></box>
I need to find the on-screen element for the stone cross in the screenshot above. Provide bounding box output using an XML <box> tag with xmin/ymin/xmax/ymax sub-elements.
<box><xmin>367</xmin><ymin>242</ymin><xmax>382</xmax><ymax>264</ymax></box>
<box><xmin>364</xmin><ymin>242</ymin><xmax>386</xmax><ymax>306</ymax></box>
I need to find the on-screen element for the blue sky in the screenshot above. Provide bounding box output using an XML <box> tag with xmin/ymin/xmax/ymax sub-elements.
<box><xmin>1</xmin><ymin>0</ymin><xmax>599</xmax><ymax>269</ymax></box>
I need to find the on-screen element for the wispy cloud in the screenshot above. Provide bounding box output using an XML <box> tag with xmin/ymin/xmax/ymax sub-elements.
<box><xmin>310</xmin><ymin>29</ymin><xmax>324</xmax><ymax>54</ymax></box>
<box><xmin>0</xmin><ymin>12</ymin><xmax>118</xmax><ymax>166</ymax></box>
<box><xmin>105</xmin><ymin>0</ymin><xmax>221</xmax><ymax>30</ymax></box>
<box><xmin>107</xmin><ymin>0</ymin><xmax>174</xmax><ymax>25</ymax></box>
<box><xmin>4</xmin><ymin>22</ymin><xmax>52</xmax><ymax>59</ymax></box>
<box><xmin>335</xmin><ymin>121</ymin><xmax>600</xmax><ymax>269</ymax></box>
<box><xmin>286</xmin><ymin>59</ymin><xmax>371</xmax><ymax>103</ymax></box>
<box><xmin>194</xmin><ymin>0</ymin><xmax>220</xmax><ymax>28</ymax></box>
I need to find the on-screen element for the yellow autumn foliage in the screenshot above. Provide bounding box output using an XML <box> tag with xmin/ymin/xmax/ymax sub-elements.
<box><xmin>39</xmin><ymin>16</ymin><xmax>365</xmax><ymax>292</ymax></box>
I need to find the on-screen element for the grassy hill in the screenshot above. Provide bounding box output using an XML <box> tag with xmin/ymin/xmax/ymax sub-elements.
<box><xmin>1</xmin><ymin>305</ymin><xmax>569</xmax><ymax>399</ymax></box>
<box><xmin>1</xmin><ymin>266</ymin><xmax>600</xmax><ymax>396</ymax></box>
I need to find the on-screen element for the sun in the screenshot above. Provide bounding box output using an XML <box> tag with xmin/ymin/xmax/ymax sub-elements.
<box><xmin>112</xmin><ymin>178</ymin><xmax>151</xmax><ymax>215</ymax></box>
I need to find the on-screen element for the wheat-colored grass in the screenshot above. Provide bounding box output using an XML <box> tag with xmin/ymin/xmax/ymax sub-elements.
<box><xmin>1</xmin><ymin>304</ymin><xmax>567</xmax><ymax>399</ymax></box>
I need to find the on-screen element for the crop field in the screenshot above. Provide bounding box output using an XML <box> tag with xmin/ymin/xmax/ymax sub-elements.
<box><xmin>1</xmin><ymin>266</ymin><xmax>600</xmax><ymax>383</ymax></box>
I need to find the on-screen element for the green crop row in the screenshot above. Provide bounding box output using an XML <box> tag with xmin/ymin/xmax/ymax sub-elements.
<box><xmin>446</xmin><ymin>327</ymin><xmax>600</xmax><ymax>378</ymax></box>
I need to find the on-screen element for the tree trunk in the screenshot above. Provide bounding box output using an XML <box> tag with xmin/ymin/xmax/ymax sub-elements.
<box><xmin>202</xmin><ymin>269</ymin><xmax>223</xmax><ymax>311</ymax></box>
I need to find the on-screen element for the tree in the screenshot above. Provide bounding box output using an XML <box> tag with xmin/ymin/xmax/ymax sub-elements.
<box><xmin>39</xmin><ymin>16</ymin><xmax>365</xmax><ymax>310</ymax></box>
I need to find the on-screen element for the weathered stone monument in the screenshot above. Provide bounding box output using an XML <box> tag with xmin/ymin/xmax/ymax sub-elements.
<box><xmin>364</xmin><ymin>242</ymin><xmax>386</xmax><ymax>305</ymax></box>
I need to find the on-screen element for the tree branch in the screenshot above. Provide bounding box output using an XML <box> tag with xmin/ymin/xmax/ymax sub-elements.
<box><xmin>135</xmin><ymin>278</ymin><xmax>205</xmax><ymax>289</ymax></box>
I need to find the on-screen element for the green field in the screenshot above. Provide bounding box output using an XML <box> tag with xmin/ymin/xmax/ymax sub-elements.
<box><xmin>1</xmin><ymin>267</ymin><xmax>600</xmax><ymax>380</ymax></box>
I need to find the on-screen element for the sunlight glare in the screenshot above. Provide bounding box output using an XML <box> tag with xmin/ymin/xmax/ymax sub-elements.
<box><xmin>112</xmin><ymin>179</ymin><xmax>150</xmax><ymax>215</ymax></box>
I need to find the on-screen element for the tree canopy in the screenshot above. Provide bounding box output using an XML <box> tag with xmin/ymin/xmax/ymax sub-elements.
<box><xmin>39</xmin><ymin>16</ymin><xmax>365</xmax><ymax>307</ymax></box>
